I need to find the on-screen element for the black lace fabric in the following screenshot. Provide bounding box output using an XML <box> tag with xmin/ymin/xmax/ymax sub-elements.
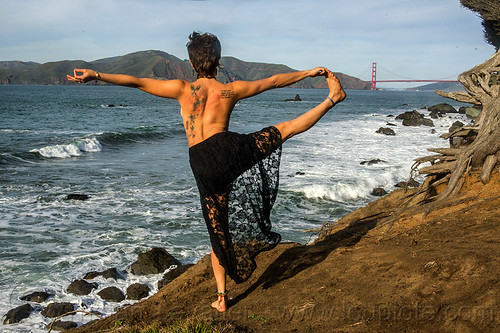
<box><xmin>189</xmin><ymin>126</ymin><xmax>282</xmax><ymax>283</ymax></box>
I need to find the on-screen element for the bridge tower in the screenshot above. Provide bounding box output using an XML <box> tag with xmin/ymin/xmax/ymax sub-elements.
<box><xmin>371</xmin><ymin>62</ymin><xmax>377</xmax><ymax>90</ymax></box>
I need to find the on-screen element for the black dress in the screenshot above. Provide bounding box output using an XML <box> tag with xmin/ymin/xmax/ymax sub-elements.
<box><xmin>189</xmin><ymin>126</ymin><xmax>282</xmax><ymax>283</ymax></box>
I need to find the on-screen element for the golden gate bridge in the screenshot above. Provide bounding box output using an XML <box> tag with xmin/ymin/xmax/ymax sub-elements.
<box><xmin>364</xmin><ymin>62</ymin><xmax>459</xmax><ymax>90</ymax></box>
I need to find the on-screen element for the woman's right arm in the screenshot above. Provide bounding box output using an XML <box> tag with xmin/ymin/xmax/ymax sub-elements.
<box><xmin>67</xmin><ymin>69</ymin><xmax>187</xmax><ymax>99</ymax></box>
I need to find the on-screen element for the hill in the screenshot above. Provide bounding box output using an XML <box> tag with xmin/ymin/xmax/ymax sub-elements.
<box><xmin>0</xmin><ymin>50</ymin><xmax>370</xmax><ymax>89</ymax></box>
<box><xmin>406</xmin><ymin>81</ymin><xmax>465</xmax><ymax>92</ymax></box>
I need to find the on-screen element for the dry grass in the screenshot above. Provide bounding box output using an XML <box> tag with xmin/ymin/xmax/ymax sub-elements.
<box><xmin>101</xmin><ymin>317</ymin><xmax>245</xmax><ymax>333</ymax></box>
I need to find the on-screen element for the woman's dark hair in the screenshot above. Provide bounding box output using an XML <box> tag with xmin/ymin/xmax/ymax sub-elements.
<box><xmin>187</xmin><ymin>32</ymin><xmax>221</xmax><ymax>78</ymax></box>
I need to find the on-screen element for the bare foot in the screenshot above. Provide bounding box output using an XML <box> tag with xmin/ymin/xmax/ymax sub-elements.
<box><xmin>325</xmin><ymin>70</ymin><xmax>346</xmax><ymax>104</ymax></box>
<box><xmin>211</xmin><ymin>293</ymin><xmax>227</xmax><ymax>312</ymax></box>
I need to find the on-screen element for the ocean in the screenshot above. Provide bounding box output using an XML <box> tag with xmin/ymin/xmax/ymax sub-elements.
<box><xmin>0</xmin><ymin>85</ymin><xmax>470</xmax><ymax>331</ymax></box>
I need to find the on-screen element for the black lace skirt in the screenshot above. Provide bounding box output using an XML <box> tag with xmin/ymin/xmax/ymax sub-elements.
<box><xmin>189</xmin><ymin>126</ymin><xmax>282</xmax><ymax>283</ymax></box>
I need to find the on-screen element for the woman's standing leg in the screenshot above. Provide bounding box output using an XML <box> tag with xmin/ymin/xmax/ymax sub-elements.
<box><xmin>210</xmin><ymin>250</ymin><xmax>227</xmax><ymax>312</ymax></box>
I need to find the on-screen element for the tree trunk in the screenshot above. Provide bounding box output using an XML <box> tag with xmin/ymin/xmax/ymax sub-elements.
<box><xmin>429</xmin><ymin>50</ymin><xmax>500</xmax><ymax>200</ymax></box>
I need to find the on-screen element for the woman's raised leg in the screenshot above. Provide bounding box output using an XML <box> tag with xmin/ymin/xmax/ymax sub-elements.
<box><xmin>274</xmin><ymin>69</ymin><xmax>346</xmax><ymax>142</ymax></box>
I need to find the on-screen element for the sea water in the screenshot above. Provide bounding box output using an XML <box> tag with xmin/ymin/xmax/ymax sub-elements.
<box><xmin>0</xmin><ymin>85</ymin><xmax>471</xmax><ymax>331</ymax></box>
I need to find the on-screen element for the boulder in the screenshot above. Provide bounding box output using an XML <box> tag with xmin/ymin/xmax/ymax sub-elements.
<box><xmin>465</xmin><ymin>107</ymin><xmax>481</xmax><ymax>119</ymax></box>
<box><xmin>3</xmin><ymin>304</ymin><xmax>33</xmax><ymax>324</ymax></box>
<box><xmin>375</xmin><ymin>127</ymin><xmax>395</xmax><ymax>136</ymax></box>
<box><xmin>46</xmin><ymin>320</ymin><xmax>78</xmax><ymax>331</ymax></box>
<box><xmin>449</xmin><ymin>121</ymin><xmax>464</xmax><ymax>134</ymax></box>
<box><xmin>97</xmin><ymin>287</ymin><xmax>125</xmax><ymax>302</ymax></box>
<box><xmin>41</xmin><ymin>302</ymin><xmax>75</xmax><ymax>318</ymax></box>
<box><xmin>360</xmin><ymin>159</ymin><xmax>386</xmax><ymax>166</ymax></box>
<box><xmin>428</xmin><ymin>103</ymin><xmax>457</xmax><ymax>113</ymax></box>
<box><xmin>126</xmin><ymin>283</ymin><xmax>150</xmax><ymax>300</ymax></box>
<box><xmin>396</xmin><ymin>110</ymin><xmax>434</xmax><ymax>127</ymax></box>
<box><xmin>395</xmin><ymin>178</ymin><xmax>420</xmax><ymax>189</ymax></box>
<box><xmin>20</xmin><ymin>291</ymin><xmax>52</xmax><ymax>303</ymax></box>
<box><xmin>67</xmin><ymin>279</ymin><xmax>98</xmax><ymax>296</ymax></box>
<box><xmin>84</xmin><ymin>268</ymin><xmax>123</xmax><ymax>280</ymax></box>
<box><xmin>371</xmin><ymin>188</ymin><xmax>387</xmax><ymax>196</ymax></box>
<box><xmin>284</xmin><ymin>94</ymin><xmax>301</xmax><ymax>101</ymax></box>
<box><xmin>429</xmin><ymin>110</ymin><xmax>445</xmax><ymax>119</ymax></box>
<box><xmin>158</xmin><ymin>264</ymin><xmax>194</xmax><ymax>289</ymax></box>
<box><xmin>130</xmin><ymin>248</ymin><xmax>181</xmax><ymax>276</ymax></box>
<box><xmin>66</xmin><ymin>194</ymin><xmax>90</xmax><ymax>201</ymax></box>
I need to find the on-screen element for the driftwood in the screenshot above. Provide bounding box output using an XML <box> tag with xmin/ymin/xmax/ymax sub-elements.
<box><xmin>389</xmin><ymin>50</ymin><xmax>500</xmax><ymax>219</ymax></box>
<box><xmin>433</xmin><ymin>50</ymin><xmax>500</xmax><ymax>199</ymax></box>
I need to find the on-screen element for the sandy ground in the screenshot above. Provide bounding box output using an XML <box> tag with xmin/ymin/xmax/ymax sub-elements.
<box><xmin>70</xmin><ymin>172</ymin><xmax>500</xmax><ymax>332</ymax></box>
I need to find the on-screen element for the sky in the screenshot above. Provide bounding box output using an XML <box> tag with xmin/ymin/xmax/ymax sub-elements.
<box><xmin>0</xmin><ymin>0</ymin><xmax>496</xmax><ymax>88</ymax></box>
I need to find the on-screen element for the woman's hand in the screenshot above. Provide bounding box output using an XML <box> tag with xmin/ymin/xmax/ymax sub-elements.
<box><xmin>67</xmin><ymin>69</ymin><xmax>99</xmax><ymax>83</ymax></box>
<box><xmin>309</xmin><ymin>67</ymin><xmax>329</xmax><ymax>77</ymax></box>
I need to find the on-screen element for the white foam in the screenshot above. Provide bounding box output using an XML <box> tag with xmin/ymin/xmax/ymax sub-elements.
<box><xmin>32</xmin><ymin>138</ymin><xmax>102</xmax><ymax>158</ymax></box>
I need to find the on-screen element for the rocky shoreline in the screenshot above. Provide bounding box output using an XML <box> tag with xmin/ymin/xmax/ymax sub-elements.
<box><xmin>3</xmin><ymin>248</ymin><xmax>191</xmax><ymax>331</ymax></box>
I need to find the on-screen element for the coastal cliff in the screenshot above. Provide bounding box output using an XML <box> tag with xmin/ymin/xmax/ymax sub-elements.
<box><xmin>68</xmin><ymin>171</ymin><xmax>500</xmax><ymax>332</ymax></box>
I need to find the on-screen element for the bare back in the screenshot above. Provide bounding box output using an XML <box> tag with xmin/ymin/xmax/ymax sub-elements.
<box><xmin>178</xmin><ymin>78</ymin><xmax>239</xmax><ymax>147</ymax></box>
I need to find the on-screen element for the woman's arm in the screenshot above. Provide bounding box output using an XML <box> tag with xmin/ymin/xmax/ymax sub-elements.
<box><xmin>67</xmin><ymin>69</ymin><xmax>187</xmax><ymax>99</ymax></box>
<box><xmin>231</xmin><ymin>67</ymin><xmax>327</xmax><ymax>100</ymax></box>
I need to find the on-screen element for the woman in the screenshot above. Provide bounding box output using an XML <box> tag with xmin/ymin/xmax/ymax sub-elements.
<box><xmin>68</xmin><ymin>32</ymin><xmax>346</xmax><ymax>312</ymax></box>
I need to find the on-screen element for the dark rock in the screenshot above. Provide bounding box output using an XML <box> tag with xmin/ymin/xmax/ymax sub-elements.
<box><xmin>395</xmin><ymin>179</ymin><xmax>420</xmax><ymax>189</ymax></box>
<box><xmin>429</xmin><ymin>110</ymin><xmax>445</xmax><ymax>119</ymax></box>
<box><xmin>41</xmin><ymin>302</ymin><xmax>75</xmax><ymax>318</ymax></box>
<box><xmin>396</xmin><ymin>110</ymin><xmax>434</xmax><ymax>127</ymax></box>
<box><xmin>3</xmin><ymin>304</ymin><xmax>33</xmax><ymax>324</ymax></box>
<box><xmin>449</xmin><ymin>121</ymin><xmax>464</xmax><ymax>133</ymax></box>
<box><xmin>386</xmin><ymin>122</ymin><xmax>397</xmax><ymax>126</ymax></box>
<box><xmin>97</xmin><ymin>287</ymin><xmax>125</xmax><ymax>302</ymax></box>
<box><xmin>66</xmin><ymin>194</ymin><xmax>90</xmax><ymax>201</ymax></box>
<box><xmin>107</xmin><ymin>104</ymin><xmax>115</xmax><ymax>107</ymax></box>
<box><xmin>295</xmin><ymin>171</ymin><xmax>305</xmax><ymax>176</ymax></box>
<box><xmin>84</xmin><ymin>268</ymin><xmax>122</xmax><ymax>280</ymax></box>
<box><xmin>419</xmin><ymin>118</ymin><xmax>434</xmax><ymax>127</ymax></box>
<box><xmin>376</xmin><ymin>127</ymin><xmax>395</xmax><ymax>136</ymax></box>
<box><xmin>465</xmin><ymin>107</ymin><xmax>481</xmax><ymax>119</ymax></box>
<box><xmin>46</xmin><ymin>320</ymin><xmax>78</xmax><ymax>331</ymax></box>
<box><xmin>387</xmin><ymin>114</ymin><xmax>394</xmax><ymax>117</ymax></box>
<box><xmin>428</xmin><ymin>103</ymin><xmax>457</xmax><ymax>113</ymax></box>
<box><xmin>158</xmin><ymin>264</ymin><xmax>194</xmax><ymax>289</ymax></box>
<box><xmin>126</xmin><ymin>283</ymin><xmax>150</xmax><ymax>300</ymax></box>
<box><xmin>284</xmin><ymin>94</ymin><xmax>301</xmax><ymax>101</ymax></box>
<box><xmin>458</xmin><ymin>106</ymin><xmax>467</xmax><ymax>114</ymax></box>
<box><xmin>396</xmin><ymin>110</ymin><xmax>420</xmax><ymax>121</ymax></box>
<box><xmin>360</xmin><ymin>159</ymin><xmax>386</xmax><ymax>166</ymax></box>
<box><xmin>20</xmin><ymin>291</ymin><xmax>52</xmax><ymax>303</ymax></box>
<box><xmin>371</xmin><ymin>188</ymin><xmax>387</xmax><ymax>196</ymax></box>
<box><xmin>130</xmin><ymin>248</ymin><xmax>181</xmax><ymax>276</ymax></box>
<box><xmin>429</xmin><ymin>129</ymin><xmax>437</xmax><ymax>134</ymax></box>
<box><xmin>67</xmin><ymin>279</ymin><xmax>98</xmax><ymax>296</ymax></box>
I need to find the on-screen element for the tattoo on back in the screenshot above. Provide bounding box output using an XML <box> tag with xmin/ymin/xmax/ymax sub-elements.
<box><xmin>221</xmin><ymin>89</ymin><xmax>235</xmax><ymax>99</ymax></box>
<box><xmin>186</xmin><ymin>84</ymin><xmax>205</xmax><ymax>141</ymax></box>
<box><xmin>185</xmin><ymin>113</ymin><xmax>198</xmax><ymax>140</ymax></box>
<box><xmin>190</xmin><ymin>84</ymin><xmax>201</xmax><ymax>95</ymax></box>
